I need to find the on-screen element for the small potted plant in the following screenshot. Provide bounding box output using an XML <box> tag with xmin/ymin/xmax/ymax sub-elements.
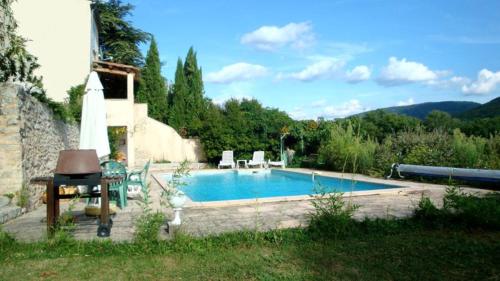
<box><xmin>161</xmin><ymin>161</ymin><xmax>190</xmax><ymax>226</ymax></box>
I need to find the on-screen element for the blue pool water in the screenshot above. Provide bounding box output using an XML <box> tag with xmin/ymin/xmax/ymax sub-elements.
<box><xmin>165</xmin><ymin>170</ymin><xmax>401</xmax><ymax>202</ymax></box>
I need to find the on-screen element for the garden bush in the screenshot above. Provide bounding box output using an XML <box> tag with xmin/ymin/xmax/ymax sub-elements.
<box><xmin>308</xmin><ymin>184</ymin><xmax>359</xmax><ymax>239</ymax></box>
<box><xmin>450</xmin><ymin>129</ymin><xmax>486</xmax><ymax>168</ymax></box>
<box><xmin>415</xmin><ymin>187</ymin><xmax>500</xmax><ymax>230</ymax></box>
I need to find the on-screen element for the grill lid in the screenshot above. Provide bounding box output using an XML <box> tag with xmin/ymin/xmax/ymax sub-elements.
<box><xmin>55</xmin><ymin>150</ymin><xmax>101</xmax><ymax>175</ymax></box>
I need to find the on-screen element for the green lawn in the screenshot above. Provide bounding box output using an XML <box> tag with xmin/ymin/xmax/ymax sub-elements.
<box><xmin>2</xmin><ymin>191</ymin><xmax>499</xmax><ymax>280</ymax></box>
<box><xmin>1</xmin><ymin>226</ymin><xmax>499</xmax><ymax>281</ymax></box>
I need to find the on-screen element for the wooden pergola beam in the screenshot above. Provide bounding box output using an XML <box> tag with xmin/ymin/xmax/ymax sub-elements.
<box><xmin>94</xmin><ymin>67</ymin><xmax>130</xmax><ymax>77</ymax></box>
<box><xmin>92</xmin><ymin>60</ymin><xmax>140</xmax><ymax>80</ymax></box>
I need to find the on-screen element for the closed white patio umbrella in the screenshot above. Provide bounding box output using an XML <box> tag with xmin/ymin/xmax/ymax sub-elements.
<box><xmin>79</xmin><ymin>71</ymin><xmax>110</xmax><ymax>158</ymax></box>
<box><xmin>80</xmin><ymin>71</ymin><xmax>116</xmax><ymax>215</ymax></box>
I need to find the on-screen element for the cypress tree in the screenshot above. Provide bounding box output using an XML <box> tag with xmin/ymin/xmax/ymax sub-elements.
<box><xmin>169</xmin><ymin>58</ymin><xmax>189</xmax><ymax>133</ymax></box>
<box><xmin>183</xmin><ymin>47</ymin><xmax>205</xmax><ymax>135</ymax></box>
<box><xmin>136</xmin><ymin>37</ymin><xmax>168</xmax><ymax>123</ymax></box>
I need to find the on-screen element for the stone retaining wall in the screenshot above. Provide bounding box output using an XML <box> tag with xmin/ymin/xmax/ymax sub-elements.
<box><xmin>0</xmin><ymin>83</ymin><xmax>79</xmax><ymax>210</ymax></box>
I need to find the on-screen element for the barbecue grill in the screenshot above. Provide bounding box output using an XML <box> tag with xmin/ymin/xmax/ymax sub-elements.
<box><xmin>31</xmin><ymin>150</ymin><xmax>121</xmax><ymax>237</ymax></box>
<box><xmin>54</xmin><ymin>149</ymin><xmax>102</xmax><ymax>187</ymax></box>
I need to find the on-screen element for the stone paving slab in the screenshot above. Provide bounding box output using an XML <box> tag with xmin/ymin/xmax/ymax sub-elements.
<box><xmin>1</xmin><ymin>169</ymin><xmax>493</xmax><ymax>242</ymax></box>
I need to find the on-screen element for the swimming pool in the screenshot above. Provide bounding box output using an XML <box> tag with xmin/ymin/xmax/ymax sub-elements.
<box><xmin>164</xmin><ymin>170</ymin><xmax>401</xmax><ymax>202</ymax></box>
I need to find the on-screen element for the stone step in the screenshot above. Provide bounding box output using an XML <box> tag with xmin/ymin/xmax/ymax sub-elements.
<box><xmin>0</xmin><ymin>205</ymin><xmax>24</xmax><ymax>224</ymax></box>
<box><xmin>0</xmin><ymin>197</ymin><xmax>9</xmax><ymax>208</ymax></box>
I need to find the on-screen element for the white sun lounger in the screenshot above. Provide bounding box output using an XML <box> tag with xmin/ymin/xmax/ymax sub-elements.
<box><xmin>268</xmin><ymin>160</ymin><xmax>285</xmax><ymax>168</ymax></box>
<box><xmin>247</xmin><ymin>151</ymin><xmax>266</xmax><ymax>168</ymax></box>
<box><xmin>218</xmin><ymin>150</ymin><xmax>235</xmax><ymax>169</ymax></box>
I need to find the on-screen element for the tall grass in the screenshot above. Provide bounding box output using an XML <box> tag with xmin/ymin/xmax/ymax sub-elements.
<box><xmin>318</xmin><ymin>124</ymin><xmax>500</xmax><ymax>177</ymax></box>
<box><xmin>318</xmin><ymin>123</ymin><xmax>377</xmax><ymax>174</ymax></box>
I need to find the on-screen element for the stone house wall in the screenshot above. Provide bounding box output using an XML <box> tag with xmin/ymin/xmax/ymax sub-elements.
<box><xmin>0</xmin><ymin>83</ymin><xmax>79</xmax><ymax>210</ymax></box>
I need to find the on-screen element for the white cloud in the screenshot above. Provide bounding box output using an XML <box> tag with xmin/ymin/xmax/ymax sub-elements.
<box><xmin>327</xmin><ymin>42</ymin><xmax>373</xmax><ymax>60</ymax></box>
<box><xmin>426</xmin><ymin>75</ymin><xmax>470</xmax><ymax>89</ymax></box>
<box><xmin>213</xmin><ymin>94</ymin><xmax>253</xmax><ymax>105</ymax></box>
<box><xmin>345</xmin><ymin>65</ymin><xmax>371</xmax><ymax>83</ymax></box>
<box><xmin>311</xmin><ymin>99</ymin><xmax>327</xmax><ymax>108</ymax></box>
<box><xmin>212</xmin><ymin>82</ymin><xmax>255</xmax><ymax>105</ymax></box>
<box><xmin>450</xmin><ymin>76</ymin><xmax>471</xmax><ymax>85</ymax></box>
<box><xmin>205</xmin><ymin>63</ymin><xmax>268</xmax><ymax>84</ymax></box>
<box><xmin>278</xmin><ymin>58</ymin><xmax>345</xmax><ymax>81</ymax></box>
<box><xmin>378</xmin><ymin>57</ymin><xmax>438</xmax><ymax>86</ymax></box>
<box><xmin>241</xmin><ymin>22</ymin><xmax>315</xmax><ymax>51</ymax></box>
<box><xmin>397</xmin><ymin>98</ymin><xmax>415</xmax><ymax>106</ymax></box>
<box><xmin>322</xmin><ymin>99</ymin><xmax>367</xmax><ymax>118</ymax></box>
<box><xmin>288</xmin><ymin>107</ymin><xmax>310</xmax><ymax>120</ymax></box>
<box><xmin>462</xmin><ymin>69</ymin><xmax>500</xmax><ymax>95</ymax></box>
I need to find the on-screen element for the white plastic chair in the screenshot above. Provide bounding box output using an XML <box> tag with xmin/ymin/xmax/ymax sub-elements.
<box><xmin>218</xmin><ymin>151</ymin><xmax>235</xmax><ymax>169</ymax></box>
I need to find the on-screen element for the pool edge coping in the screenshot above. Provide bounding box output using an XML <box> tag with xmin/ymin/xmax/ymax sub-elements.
<box><xmin>151</xmin><ymin>168</ymin><xmax>463</xmax><ymax>208</ymax></box>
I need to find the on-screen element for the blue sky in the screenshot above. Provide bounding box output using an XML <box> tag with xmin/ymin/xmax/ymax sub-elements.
<box><xmin>127</xmin><ymin>0</ymin><xmax>500</xmax><ymax>119</ymax></box>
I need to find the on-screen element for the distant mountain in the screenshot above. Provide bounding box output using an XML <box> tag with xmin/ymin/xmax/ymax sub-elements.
<box><xmin>357</xmin><ymin>101</ymin><xmax>481</xmax><ymax>120</ymax></box>
<box><xmin>458</xmin><ymin>96</ymin><xmax>500</xmax><ymax>119</ymax></box>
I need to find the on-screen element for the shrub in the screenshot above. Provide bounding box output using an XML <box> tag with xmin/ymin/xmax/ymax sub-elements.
<box><xmin>443</xmin><ymin>187</ymin><xmax>500</xmax><ymax>229</ymax></box>
<box><xmin>396</xmin><ymin>128</ymin><xmax>453</xmax><ymax>166</ymax></box>
<box><xmin>484</xmin><ymin>134</ymin><xmax>500</xmax><ymax>169</ymax></box>
<box><xmin>66</xmin><ymin>84</ymin><xmax>85</xmax><ymax>123</ymax></box>
<box><xmin>30</xmin><ymin>91</ymin><xmax>73</xmax><ymax>122</ymax></box>
<box><xmin>415</xmin><ymin>187</ymin><xmax>500</xmax><ymax>230</ymax></box>
<box><xmin>371</xmin><ymin>137</ymin><xmax>398</xmax><ymax>177</ymax></box>
<box><xmin>107</xmin><ymin>127</ymin><xmax>127</xmax><ymax>160</ymax></box>
<box><xmin>16</xmin><ymin>182</ymin><xmax>29</xmax><ymax>208</ymax></box>
<box><xmin>308</xmin><ymin>184</ymin><xmax>358</xmax><ymax>239</ymax></box>
<box><xmin>134</xmin><ymin>212</ymin><xmax>165</xmax><ymax>243</ymax></box>
<box><xmin>134</xmin><ymin>182</ymin><xmax>165</xmax><ymax>244</ymax></box>
<box><xmin>414</xmin><ymin>196</ymin><xmax>443</xmax><ymax>227</ymax></box>
<box><xmin>450</xmin><ymin>129</ymin><xmax>486</xmax><ymax>168</ymax></box>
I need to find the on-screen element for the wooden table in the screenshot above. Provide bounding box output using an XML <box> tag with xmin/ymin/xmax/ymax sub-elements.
<box><xmin>30</xmin><ymin>176</ymin><xmax>123</xmax><ymax>237</ymax></box>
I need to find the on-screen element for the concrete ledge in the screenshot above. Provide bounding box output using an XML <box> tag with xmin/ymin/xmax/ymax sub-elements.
<box><xmin>0</xmin><ymin>205</ymin><xmax>26</xmax><ymax>224</ymax></box>
<box><xmin>151</xmin><ymin>168</ymin><xmax>493</xmax><ymax>209</ymax></box>
<box><xmin>149</xmin><ymin>162</ymin><xmax>208</xmax><ymax>171</ymax></box>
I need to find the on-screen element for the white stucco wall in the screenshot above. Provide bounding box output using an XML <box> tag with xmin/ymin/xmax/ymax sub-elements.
<box><xmin>12</xmin><ymin>0</ymin><xmax>94</xmax><ymax>102</ymax></box>
<box><xmin>133</xmin><ymin>104</ymin><xmax>206</xmax><ymax>165</ymax></box>
<box><xmin>104</xmin><ymin>75</ymin><xmax>205</xmax><ymax>168</ymax></box>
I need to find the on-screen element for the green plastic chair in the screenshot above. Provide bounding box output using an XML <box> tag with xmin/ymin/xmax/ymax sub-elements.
<box><xmin>127</xmin><ymin>160</ymin><xmax>151</xmax><ymax>198</ymax></box>
<box><xmin>100</xmin><ymin>160</ymin><xmax>128</xmax><ymax>209</ymax></box>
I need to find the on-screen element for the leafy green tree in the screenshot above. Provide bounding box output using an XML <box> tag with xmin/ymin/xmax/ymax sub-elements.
<box><xmin>168</xmin><ymin>58</ymin><xmax>189</xmax><ymax>133</ymax></box>
<box><xmin>425</xmin><ymin>110</ymin><xmax>460</xmax><ymax>132</ymax></box>
<box><xmin>346</xmin><ymin>110</ymin><xmax>421</xmax><ymax>141</ymax></box>
<box><xmin>198</xmin><ymin>101</ymin><xmax>232</xmax><ymax>162</ymax></box>
<box><xmin>0</xmin><ymin>0</ymin><xmax>40</xmax><ymax>84</ymax></box>
<box><xmin>136</xmin><ymin>37</ymin><xmax>168</xmax><ymax>122</ymax></box>
<box><xmin>92</xmin><ymin>0</ymin><xmax>149</xmax><ymax>66</ymax></box>
<box><xmin>459</xmin><ymin>117</ymin><xmax>500</xmax><ymax>138</ymax></box>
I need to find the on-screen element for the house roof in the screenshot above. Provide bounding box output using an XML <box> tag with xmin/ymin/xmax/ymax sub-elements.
<box><xmin>92</xmin><ymin>60</ymin><xmax>140</xmax><ymax>80</ymax></box>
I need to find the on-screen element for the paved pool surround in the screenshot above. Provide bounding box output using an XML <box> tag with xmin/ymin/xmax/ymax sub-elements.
<box><xmin>2</xmin><ymin>168</ymin><xmax>493</xmax><ymax>241</ymax></box>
